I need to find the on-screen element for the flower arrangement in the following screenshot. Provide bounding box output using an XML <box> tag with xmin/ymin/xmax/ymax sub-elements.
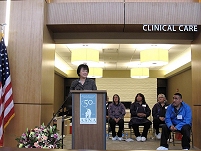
<box><xmin>15</xmin><ymin>123</ymin><xmax>63</xmax><ymax>148</ymax></box>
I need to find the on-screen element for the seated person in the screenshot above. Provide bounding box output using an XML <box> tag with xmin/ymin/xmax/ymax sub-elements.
<box><xmin>106</xmin><ymin>96</ymin><xmax>109</xmax><ymax>123</ymax></box>
<box><xmin>157</xmin><ymin>93</ymin><xmax>192</xmax><ymax>150</ymax></box>
<box><xmin>108</xmin><ymin>94</ymin><xmax>126</xmax><ymax>141</ymax></box>
<box><xmin>53</xmin><ymin>118</ymin><xmax>57</xmax><ymax>127</ymax></box>
<box><xmin>106</xmin><ymin>96</ymin><xmax>112</xmax><ymax>133</ymax></box>
<box><xmin>129</xmin><ymin>93</ymin><xmax>152</xmax><ymax>142</ymax></box>
<box><xmin>58</xmin><ymin>107</ymin><xmax>68</xmax><ymax>117</ymax></box>
<box><xmin>152</xmin><ymin>94</ymin><xmax>169</xmax><ymax>139</ymax></box>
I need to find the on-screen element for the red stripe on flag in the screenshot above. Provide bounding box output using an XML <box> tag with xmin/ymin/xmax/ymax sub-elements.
<box><xmin>0</xmin><ymin>135</ymin><xmax>3</xmax><ymax>147</ymax></box>
<box><xmin>4</xmin><ymin>96</ymin><xmax>13</xmax><ymax>110</ymax></box>
<box><xmin>4</xmin><ymin>108</ymin><xmax>15</xmax><ymax>129</ymax></box>
<box><xmin>3</xmin><ymin>88</ymin><xmax>12</xmax><ymax>110</ymax></box>
<box><xmin>3</xmin><ymin>82</ymin><xmax>12</xmax><ymax>97</ymax></box>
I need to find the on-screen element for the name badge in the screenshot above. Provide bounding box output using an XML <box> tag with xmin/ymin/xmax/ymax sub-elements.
<box><xmin>142</xmin><ymin>104</ymin><xmax>146</xmax><ymax>107</ymax></box>
<box><xmin>165</xmin><ymin>106</ymin><xmax>168</xmax><ymax>109</ymax></box>
<box><xmin>177</xmin><ymin>115</ymin><xmax>182</xmax><ymax>119</ymax></box>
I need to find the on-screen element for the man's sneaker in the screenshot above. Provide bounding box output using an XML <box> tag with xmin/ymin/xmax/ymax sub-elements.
<box><xmin>156</xmin><ymin>146</ymin><xmax>168</xmax><ymax>150</ymax></box>
<box><xmin>155</xmin><ymin>133</ymin><xmax>161</xmax><ymax>139</ymax></box>
<box><xmin>117</xmin><ymin>137</ymin><xmax>123</xmax><ymax>141</ymax></box>
<box><xmin>141</xmin><ymin>137</ymin><xmax>146</xmax><ymax>142</ymax></box>
<box><xmin>183</xmin><ymin>149</ymin><xmax>189</xmax><ymax>150</ymax></box>
<box><xmin>112</xmin><ymin>136</ymin><xmax>117</xmax><ymax>141</ymax></box>
<box><xmin>136</xmin><ymin>136</ymin><xmax>142</xmax><ymax>142</ymax></box>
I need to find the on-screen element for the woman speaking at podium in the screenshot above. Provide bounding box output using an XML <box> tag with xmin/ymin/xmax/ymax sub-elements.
<box><xmin>66</xmin><ymin>64</ymin><xmax>97</xmax><ymax>116</ymax></box>
<box><xmin>70</xmin><ymin>64</ymin><xmax>97</xmax><ymax>90</ymax></box>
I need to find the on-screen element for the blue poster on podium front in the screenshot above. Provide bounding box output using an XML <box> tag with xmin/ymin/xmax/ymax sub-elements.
<box><xmin>80</xmin><ymin>93</ymin><xmax>97</xmax><ymax>124</ymax></box>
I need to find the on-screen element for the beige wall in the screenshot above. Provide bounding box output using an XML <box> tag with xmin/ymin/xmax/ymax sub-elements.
<box><xmin>96</xmin><ymin>78</ymin><xmax>157</xmax><ymax>109</ymax></box>
<box><xmin>54</xmin><ymin>73</ymin><xmax>65</xmax><ymax>113</ymax></box>
<box><xmin>167</xmin><ymin>69</ymin><xmax>192</xmax><ymax>106</ymax></box>
<box><xmin>0</xmin><ymin>2</ymin><xmax>6</xmax><ymax>23</ymax></box>
<box><xmin>66</xmin><ymin>69</ymin><xmax>165</xmax><ymax>78</ymax></box>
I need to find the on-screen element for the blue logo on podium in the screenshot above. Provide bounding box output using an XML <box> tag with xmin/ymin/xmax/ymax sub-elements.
<box><xmin>80</xmin><ymin>93</ymin><xmax>97</xmax><ymax>124</ymax></box>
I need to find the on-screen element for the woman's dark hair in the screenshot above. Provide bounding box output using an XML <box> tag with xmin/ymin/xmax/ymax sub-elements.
<box><xmin>113</xmin><ymin>94</ymin><xmax>120</xmax><ymax>104</ymax></box>
<box><xmin>77</xmin><ymin>64</ymin><xmax>89</xmax><ymax>76</ymax></box>
<box><xmin>134</xmin><ymin>93</ymin><xmax>146</xmax><ymax>104</ymax></box>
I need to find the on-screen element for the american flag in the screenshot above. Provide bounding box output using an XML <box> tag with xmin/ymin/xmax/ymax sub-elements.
<box><xmin>0</xmin><ymin>38</ymin><xmax>15</xmax><ymax>147</ymax></box>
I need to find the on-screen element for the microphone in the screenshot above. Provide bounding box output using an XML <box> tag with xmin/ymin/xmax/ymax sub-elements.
<box><xmin>73</xmin><ymin>81</ymin><xmax>84</xmax><ymax>90</ymax></box>
<box><xmin>72</xmin><ymin>81</ymin><xmax>80</xmax><ymax>90</ymax></box>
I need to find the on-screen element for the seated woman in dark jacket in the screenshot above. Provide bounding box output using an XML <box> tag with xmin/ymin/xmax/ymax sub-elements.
<box><xmin>152</xmin><ymin>94</ymin><xmax>169</xmax><ymax>139</ymax></box>
<box><xmin>129</xmin><ymin>93</ymin><xmax>152</xmax><ymax>142</ymax></box>
<box><xmin>108</xmin><ymin>94</ymin><xmax>126</xmax><ymax>141</ymax></box>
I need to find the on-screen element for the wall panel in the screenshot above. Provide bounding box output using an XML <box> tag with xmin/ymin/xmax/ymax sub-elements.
<box><xmin>47</xmin><ymin>2</ymin><xmax>124</xmax><ymax>24</ymax></box>
<box><xmin>126</xmin><ymin>0</ymin><xmax>196</xmax><ymax>1</ymax></box>
<box><xmin>0</xmin><ymin>2</ymin><xmax>6</xmax><ymax>23</ymax></box>
<box><xmin>49</xmin><ymin>0</ymin><xmax>198</xmax><ymax>3</ymax></box>
<box><xmin>49</xmin><ymin>0</ymin><xmax>124</xmax><ymax>2</ymax></box>
<box><xmin>8</xmin><ymin>1</ymin><xmax>43</xmax><ymax>104</ymax></box>
<box><xmin>4</xmin><ymin>1</ymin><xmax>44</xmax><ymax>146</ymax></box>
<box><xmin>47</xmin><ymin>2</ymin><xmax>201</xmax><ymax>25</ymax></box>
<box><xmin>192</xmin><ymin>106</ymin><xmax>201</xmax><ymax>148</ymax></box>
<box><xmin>167</xmin><ymin>69</ymin><xmax>192</xmax><ymax>106</ymax></box>
<box><xmin>41</xmin><ymin>105</ymin><xmax>55</xmax><ymax>126</ymax></box>
<box><xmin>126</xmin><ymin>3</ymin><xmax>201</xmax><ymax>24</ymax></box>
<box><xmin>192</xmin><ymin>32</ymin><xmax>201</xmax><ymax>105</ymax></box>
<box><xmin>54</xmin><ymin>73</ymin><xmax>65</xmax><ymax>113</ymax></box>
<box><xmin>4</xmin><ymin>104</ymin><xmax>41</xmax><ymax>147</ymax></box>
<box><xmin>191</xmin><ymin>31</ymin><xmax>201</xmax><ymax>148</ymax></box>
<box><xmin>2</xmin><ymin>0</ymin><xmax>55</xmax><ymax>147</ymax></box>
<box><xmin>41</xmin><ymin>1</ymin><xmax>55</xmax><ymax>124</ymax></box>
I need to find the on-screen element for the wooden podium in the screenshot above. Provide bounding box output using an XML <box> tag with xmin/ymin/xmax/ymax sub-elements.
<box><xmin>71</xmin><ymin>90</ymin><xmax>107</xmax><ymax>150</ymax></box>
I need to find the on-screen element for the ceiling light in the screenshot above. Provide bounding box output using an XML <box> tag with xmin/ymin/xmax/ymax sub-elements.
<box><xmin>140</xmin><ymin>48</ymin><xmax>168</xmax><ymax>66</ymax></box>
<box><xmin>130</xmin><ymin>68</ymin><xmax>149</xmax><ymax>78</ymax></box>
<box><xmin>71</xmin><ymin>48</ymin><xmax>99</xmax><ymax>66</ymax></box>
<box><xmin>88</xmin><ymin>67</ymin><xmax>103</xmax><ymax>78</ymax></box>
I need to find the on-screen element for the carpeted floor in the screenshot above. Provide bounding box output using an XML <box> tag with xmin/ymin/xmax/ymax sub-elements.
<box><xmin>63</xmin><ymin>133</ymin><xmax>197</xmax><ymax>150</ymax></box>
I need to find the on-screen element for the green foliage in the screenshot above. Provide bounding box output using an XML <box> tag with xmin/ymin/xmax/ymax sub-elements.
<box><xmin>15</xmin><ymin>123</ymin><xmax>63</xmax><ymax>148</ymax></box>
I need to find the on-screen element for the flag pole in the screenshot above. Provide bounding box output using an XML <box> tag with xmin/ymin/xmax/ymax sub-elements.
<box><xmin>0</xmin><ymin>24</ymin><xmax>6</xmax><ymax>39</ymax></box>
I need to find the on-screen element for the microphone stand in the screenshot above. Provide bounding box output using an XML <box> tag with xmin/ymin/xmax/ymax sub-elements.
<box><xmin>47</xmin><ymin>81</ymin><xmax>79</xmax><ymax>148</ymax></box>
<box><xmin>47</xmin><ymin>96</ymin><xmax>70</xmax><ymax>149</ymax></box>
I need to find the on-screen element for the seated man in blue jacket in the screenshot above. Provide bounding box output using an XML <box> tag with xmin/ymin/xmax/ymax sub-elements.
<box><xmin>157</xmin><ymin>93</ymin><xmax>192</xmax><ymax>150</ymax></box>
